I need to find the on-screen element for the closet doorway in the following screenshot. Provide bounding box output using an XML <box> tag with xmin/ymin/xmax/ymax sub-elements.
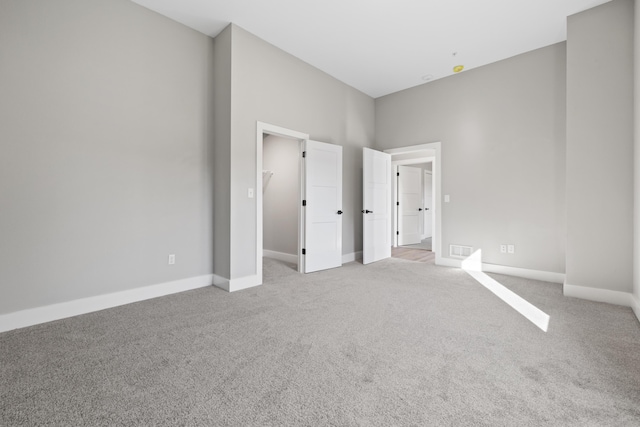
<box><xmin>256</xmin><ymin>121</ymin><xmax>344</xmax><ymax>284</ymax></box>
<box><xmin>262</xmin><ymin>133</ymin><xmax>303</xmax><ymax>270</ymax></box>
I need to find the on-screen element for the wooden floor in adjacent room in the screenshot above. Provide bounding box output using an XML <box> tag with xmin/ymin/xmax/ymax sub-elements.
<box><xmin>391</xmin><ymin>246</ymin><xmax>435</xmax><ymax>263</ymax></box>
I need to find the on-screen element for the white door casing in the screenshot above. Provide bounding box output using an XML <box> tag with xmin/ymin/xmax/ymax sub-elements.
<box><xmin>385</xmin><ymin>143</ymin><xmax>441</xmax><ymax>264</ymax></box>
<box><xmin>423</xmin><ymin>171</ymin><xmax>433</xmax><ymax>238</ymax></box>
<box><xmin>303</xmin><ymin>140</ymin><xmax>343</xmax><ymax>273</ymax></box>
<box><xmin>398</xmin><ymin>165</ymin><xmax>422</xmax><ymax>246</ymax></box>
<box><xmin>256</xmin><ymin>122</ymin><xmax>309</xmax><ymax>286</ymax></box>
<box><xmin>363</xmin><ymin>148</ymin><xmax>391</xmax><ymax>264</ymax></box>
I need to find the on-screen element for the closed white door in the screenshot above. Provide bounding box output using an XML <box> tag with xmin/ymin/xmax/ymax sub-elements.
<box><xmin>303</xmin><ymin>140</ymin><xmax>342</xmax><ymax>273</ymax></box>
<box><xmin>423</xmin><ymin>171</ymin><xmax>433</xmax><ymax>238</ymax></box>
<box><xmin>362</xmin><ymin>148</ymin><xmax>391</xmax><ymax>264</ymax></box>
<box><xmin>398</xmin><ymin>165</ymin><xmax>422</xmax><ymax>245</ymax></box>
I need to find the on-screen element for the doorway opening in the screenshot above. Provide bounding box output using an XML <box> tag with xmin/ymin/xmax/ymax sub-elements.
<box><xmin>385</xmin><ymin>142</ymin><xmax>442</xmax><ymax>265</ymax></box>
<box><xmin>262</xmin><ymin>134</ymin><xmax>303</xmax><ymax>270</ymax></box>
<box><xmin>256</xmin><ymin>122</ymin><xmax>344</xmax><ymax>284</ymax></box>
<box><xmin>256</xmin><ymin>122</ymin><xmax>309</xmax><ymax>285</ymax></box>
<box><xmin>396</xmin><ymin>161</ymin><xmax>434</xmax><ymax>251</ymax></box>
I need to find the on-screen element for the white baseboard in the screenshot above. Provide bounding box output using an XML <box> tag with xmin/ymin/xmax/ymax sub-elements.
<box><xmin>0</xmin><ymin>274</ymin><xmax>214</xmax><ymax>333</ymax></box>
<box><xmin>436</xmin><ymin>256</ymin><xmax>460</xmax><ymax>268</ymax></box>
<box><xmin>263</xmin><ymin>250</ymin><xmax>362</xmax><ymax>267</ymax></box>
<box><xmin>631</xmin><ymin>293</ymin><xmax>640</xmax><ymax>323</ymax></box>
<box><xmin>563</xmin><ymin>283</ymin><xmax>634</xmax><ymax>307</ymax></box>
<box><xmin>482</xmin><ymin>263</ymin><xmax>565</xmax><ymax>284</ymax></box>
<box><xmin>212</xmin><ymin>274</ymin><xmax>230</xmax><ymax>291</ymax></box>
<box><xmin>434</xmin><ymin>257</ymin><xmax>565</xmax><ymax>284</ymax></box>
<box><xmin>263</xmin><ymin>250</ymin><xmax>362</xmax><ymax>266</ymax></box>
<box><xmin>263</xmin><ymin>250</ymin><xmax>297</xmax><ymax>264</ymax></box>
<box><xmin>342</xmin><ymin>251</ymin><xmax>362</xmax><ymax>263</ymax></box>
<box><xmin>213</xmin><ymin>274</ymin><xmax>261</xmax><ymax>292</ymax></box>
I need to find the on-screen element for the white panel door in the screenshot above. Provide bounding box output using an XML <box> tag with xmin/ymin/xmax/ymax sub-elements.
<box><xmin>362</xmin><ymin>148</ymin><xmax>391</xmax><ymax>264</ymax></box>
<box><xmin>423</xmin><ymin>171</ymin><xmax>433</xmax><ymax>238</ymax></box>
<box><xmin>304</xmin><ymin>140</ymin><xmax>342</xmax><ymax>273</ymax></box>
<box><xmin>398</xmin><ymin>165</ymin><xmax>422</xmax><ymax>245</ymax></box>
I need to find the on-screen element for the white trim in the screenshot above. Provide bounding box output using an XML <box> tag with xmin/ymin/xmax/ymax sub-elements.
<box><xmin>563</xmin><ymin>283</ymin><xmax>634</xmax><ymax>307</ymax></box>
<box><xmin>263</xmin><ymin>250</ymin><xmax>298</xmax><ymax>264</ymax></box>
<box><xmin>435</xmin><ymin>257</ymin><xmax>565</xmax><ymax>284</ymax></box>
<box><xmin>483</xmin><ymin>263</ymin><xmax>564</xmax><ymax>284</ymax></box>
<box><xmin>385</xmin><ymin>143</ymin><xmax>441</xmax><ymax>261</ymax></box>
<box><xmin>298</xmin><ymin>141</ymin><xmax>306</xmax><ymax>273</ymax></box>
<box><xmin>0</xmin><ymin>275</ymin><xmax>214</xmax><ymax>333</ymax></box>
<box><xmin>256</xmin><ymin>122</ymin><xmax>309</xmax><ymax>285</ymax></box>
<box><xmin>384</xmin><ymin>143</ymin><xmax>438</xmax><ymax>155</ymax></box>
<box><xmin>213</xmin><ymin>274</ymin><xmax>261</xmax><ymax>292</ymax></box>
<box><xmin>436</xmin><ymin>257</ymin><xmax>461</xmax><ymax>268</ymax></box>
<box><xmin>393</xmin><ymin>157</ymin><xmax>435</xmax><ymax>166</ymax></box>
<box><xmin>342</xmin><ymin>251</ymin><xmax>363</xmax><ymax>263</ymax></box>
<box><xmin>212</xmin><ymin>274</ymin><xmax>230</xmax><ymax>290</ymax></box>
<box><xmin>631</xmin><ymin>294</ymin><xmax>640</xmax><ymax>323</ymax></box>
<box><xmin>229</xmin><ymin>275</ymin><xmax>261</xmax><ymax>292</ymax></box>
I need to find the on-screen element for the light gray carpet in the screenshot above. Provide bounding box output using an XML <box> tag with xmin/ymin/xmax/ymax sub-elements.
<box><xmin>2</xmin><ymin>257</ymin><xmax>640</xmax><ymax>426</ymax></box>
<box><xmin>401</xmin><ymin>237</ymin><xmax>432</xmax><ymax>251</ymax></box>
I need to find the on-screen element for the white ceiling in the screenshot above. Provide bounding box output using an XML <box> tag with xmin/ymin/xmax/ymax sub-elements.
<box><xmin>131</xmin><ymin>0</ymin><xmax>610</xmax><ymax>98</ymax></box>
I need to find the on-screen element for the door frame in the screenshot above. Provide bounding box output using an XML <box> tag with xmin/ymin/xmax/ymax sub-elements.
<box><xmin>397</xmin><ymin>164</ymin><xmax>423</xmax><ymax>246</ymax></box>
<box><xmin>385</xmin><ymin>142</ymin><xmax>442</xmax><ymax>264</ymax></box>
<box><xmin>422</xmin><ymin>169</ymin><xmax>433</xmax><ymax>240</ymax></box>
<box><xmin>256</xmin><ymin>122</ymin><xmax>309</xmax><ymax>285</ymax></box>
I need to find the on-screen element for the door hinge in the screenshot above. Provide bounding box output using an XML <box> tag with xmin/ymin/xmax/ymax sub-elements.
<box><xmin>396</xmin><ymin>231</ymin><xmax>399</xmax><ymax>235</ymax></box>
<box><xmin>302</xmin><ymin>200</ymin><xmax>306</xmax><ymax>206</ymax></box>
<box><xmin>302</xmin><ymin>248</ymin><xmax>306</xmax><ymax>255</ymax></box>
<box><xmin>302</xmin><ymin>151</ymin><xmax>306</xmax><ymax>158</ymax></box>
<box><xmin>396</xmin><ymin>201</ymin><xmax>399</xmax><ymax>206</ymax></box>
<box><xmin>397</xmin><ymin>172</ymin><xmax>399</xmax><ymax>176</ymax></box>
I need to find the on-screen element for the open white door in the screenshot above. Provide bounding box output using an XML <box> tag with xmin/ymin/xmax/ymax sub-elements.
<box><xmin>363</xmin><ymin>148</ymin><xmax>391</xmax><ymax>264</ymax></box>
<box><xmin>303</xmin><ymin>140</ymin><xmax>342</xmax><ymax>273</ymax></box>
<box><xmin>423</xmin><ymin>171</ymin><xmax>433</xmax><ymax>238</ymax></box>
<box><xmin>398</xmin><ymin>165</ymin><xmax>422</xmax><ymax>245</ymax></box>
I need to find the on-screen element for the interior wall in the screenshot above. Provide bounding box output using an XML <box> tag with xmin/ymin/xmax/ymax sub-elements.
<box><xmin>213</xmin><ymin>25</ymin><xmax>232</xmax><ymax>280</ymax></box>
<box><xmin>0</xmin><ymin>0</ymin><xmax>216</xmax><ymax>315</ymax></box>
<box><xmin>634</xmin><ymin>0</ymin><xmax>640</xmax><ymax>316</ymax></box>
<box><xmin>376</xmin><ymin>43</ymin><xmax>567</xmax><ymax>273</ymax></box>
<box><xmin>228</xmin><ymin>24</ymin><xmax>375</xmax><ymax>280</ymax></box>
<box><xmin>263</xmin><ymin>135</ymin><xmax>299</xmax><ymax>256</ymax></box>
<box><xmin>566</xmin><ymin>0</ymin><xmax>634</xmax><ymax>294</ymax></box>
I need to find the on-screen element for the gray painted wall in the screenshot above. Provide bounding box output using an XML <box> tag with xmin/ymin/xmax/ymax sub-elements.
<box><xmin>263</xmin><ymin>135</ymin><xmax>300</xmax><ymax>256</ymax></box>
<box><xmin>376</xmin><ymin>43</ymin><xmax>567</xmax><ymax>273</ymax></box>
<box><xmin>212</xmin><ymin>25</ymin><xmax>232</xmax><ymax>279</ymax></box>
<box><xmin>0</xmin><ymin>0</ymin><xmax>215</xmax><ymax>314</ymax></box>
<box><xmin>228</xmin><ymin>25</ymin><xmax>375</xmax><ymax>280</ymax></box>
<box><xmin>634</xmin><ymin>0</ymin><xmax>640</xmax><ymax>310</ymax></box>
<box><xmin>566</xmin><ymin>0</ymin><xmax>634</xmax><ymax>293</ymax></box>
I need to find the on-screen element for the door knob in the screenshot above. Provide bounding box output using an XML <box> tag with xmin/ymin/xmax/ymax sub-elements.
<box><xmin>337</xmin><ymin>210</ymin><xmax>343</xmax><ymax>215</ymax></box>
<box><xmin>361</xmin><ymin>209</ymin><xmax>373</xmax><ymax>214</ymax></box>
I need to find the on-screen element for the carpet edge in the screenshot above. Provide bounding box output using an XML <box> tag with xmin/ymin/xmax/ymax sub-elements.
<box><xmin>0</xmin><ymin>274</ymin><xmax>214</xmax><ymax>333</ymax></box>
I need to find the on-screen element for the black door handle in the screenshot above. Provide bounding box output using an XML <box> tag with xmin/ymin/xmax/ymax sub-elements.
<box><xmin>361</xmin><ymin>209</ymin><xmax>373</xmax><ymax>214</ymax></box>
<box><xmin>337</xmin><ymin>210</ymin><xmax>343</xmax><ymax>215</ymax></box>
<box><xmin>418</xmin><ymin>208</ymin><xmax>423</xmax><ymax>211</ymax></box>
<box><xmin>425</xmin><ymin>208</ymin><xmax>429</xmax><ymax>211</ymax></box>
